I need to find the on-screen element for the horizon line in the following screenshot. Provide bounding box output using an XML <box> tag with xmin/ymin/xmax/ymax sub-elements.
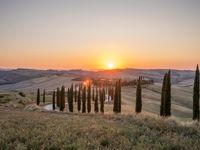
<box><xmin>0</xmin><ymin>66</ymin><xmax>196</xmax><ymax>71</ymax></box>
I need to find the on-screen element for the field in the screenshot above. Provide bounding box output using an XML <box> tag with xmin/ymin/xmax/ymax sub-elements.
<box><xmin>0</xmin><ymin>69</ymin><xmax>199</xmax><ymax>149</ymax></box>
<box><xmin>1</xmin><ymin>109</ymin><xmax>200</xmax><ymax>150</ymax></box>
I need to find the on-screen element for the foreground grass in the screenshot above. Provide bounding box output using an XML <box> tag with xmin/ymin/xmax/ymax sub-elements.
<box><xmin>0</xmin><ymin>109</ymin><xmax>200</xmax><ymax>150</ymax></box>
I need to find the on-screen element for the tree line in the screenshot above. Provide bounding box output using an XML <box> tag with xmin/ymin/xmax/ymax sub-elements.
<box><xmin>37</xmin><ymin>80</ymin><xmax>118</xmax><ymax>114</ymax></box>
<box><xmin>36</xmin><ymin>65</ymin><xmax>199</xmax><ymax>121</ymax></box>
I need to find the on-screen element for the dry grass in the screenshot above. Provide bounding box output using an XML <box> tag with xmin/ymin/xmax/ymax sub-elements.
<box><xmin>0</xmin><ymin>109</ymin><xmax>200</xmax><ymax>150</ymax></box>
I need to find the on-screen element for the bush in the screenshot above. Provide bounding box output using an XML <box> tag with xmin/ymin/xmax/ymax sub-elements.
<box><xmin>100</xmin><ymin>139</ymin><xmax>109</xmax><ymax>147</ymax></box>
<box><xmin>19</xmin><ymin>92</ymin><xmax>26</xmax><ymax>97</ymax></box>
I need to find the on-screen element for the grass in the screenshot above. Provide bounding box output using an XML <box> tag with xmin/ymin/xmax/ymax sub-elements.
<box><xmin>0</xmin><ymin>109</ymin><xmax>200</xmax><ymax>150</ymax></box>
<box><xmin>0</xmin><ymin>92</ymin><xmax>34</xmax><ymax>109</ymax></box>
<box><xmin>0</xmin><ymin>83</ymin><xmax>199</xmax><ymax>149</ymax></box>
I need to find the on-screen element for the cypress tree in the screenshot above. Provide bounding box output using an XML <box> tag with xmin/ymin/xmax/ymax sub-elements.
<box><xmin>43</xmin><ymin>89</ymin><xmax>46</xmax><ymax>103</ymax></box>
<box><xmin>135</xmin><ymin>77</ymin><xmax>142</xmax><ymax>113</ymax></box>
<box><xmin>113</xmin><ymin>81</ymin><xmax>118</xmax><ymax>113</ymax></box>
<box><xmin>94</xmin><ymin>87</ymin><xmax>99</xmax><ymax>113</ymax></box>
<box><xmin>52</xmin><ymin>91</ymin><xmax>56</xmax><ymax>110</ymax></box>
<box><xmin>74</xmin><ymin>85</ymin><xmax>77</xmax><ymax>103</ymax></box>
<box><xmin>36</xmin><ymin>88</ymin><xmax>40</xmax><ymax>105</ymax></box>
<box><xmin>111</xmin><ymin>87</ymin><xmax>114</xmax><ymax>101</ymax></box>
<box><xmin>160</xmin><ymin>74</ymin><xmax>167</xmax><ymax>116</ymax></box>
<box><xmin>193</xmin><ymin>65</ymin><xmax>199</xmax><ymax>121</ymax></box>
<box><xmin>165</xmin><ymin>70</ymin><xmax>171</xmax><ymax>117</ymax></box>
<box><xmin>82</xmin><ymin>86</ymin><xmax>86</xmax><ymax>113</ymax></box>
<box><xmin>60</xmin><ymin>86</ymin><xmax>65</xmax><ymax>111</ymax></box>
<box><xmin>56</xmin><ymin>88</ymin><xmax>61</xmax><ymax>108</ymax></box>
<box><xmin>100</xmin><ymin>88</ymin><xmax>105</xmax><ymax>113</ymax></box>
<box><xmin>77</xmin><ymin>85</ymin><xmax>81</xmax><ymax>112</ymax></box>
<box><xmin>103</xmin><ymin>87</ymin><xmax>106</xmax><ymax>102</ymax></box>
<box><xmin>92</xmin><ymin>86</ymin><xmax>95</xmax><ymax>101</ymax></box>
<box><xmin>69</xmin><ymin>84</ymin><xmax>74</xmax><ymax>112</ymax></box>
<box><xmin>67</xmin><ymin>88</ymin><xmax>70</xmax><ymax>111</ymax></box>
<box><xmin>87</xmin><ymin>83</ymin><xmax>91</xmax><ymax>113</ymax></box>
<box><xmin>118</xmin><ymin>79</ymin><xmax>121</xmax><ymax>113</ymax></box>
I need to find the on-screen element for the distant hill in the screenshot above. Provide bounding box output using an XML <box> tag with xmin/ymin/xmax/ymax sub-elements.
<box><xmin>0</xmin><ymin>68</ymin><xmax>195</xmax><ymax>91</ymax></box>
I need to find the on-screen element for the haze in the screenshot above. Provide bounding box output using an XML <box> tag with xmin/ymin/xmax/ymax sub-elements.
<box><xmin>0</xmin><ymin>0</ymin><xmax>200</xmax><ymax>70</ymax></box>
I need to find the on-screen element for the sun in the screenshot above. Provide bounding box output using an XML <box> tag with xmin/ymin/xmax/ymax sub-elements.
<box><xmin>107</xmin><ymin>62</ymin><xmax>114</xmax><ymax>69</ymax></box>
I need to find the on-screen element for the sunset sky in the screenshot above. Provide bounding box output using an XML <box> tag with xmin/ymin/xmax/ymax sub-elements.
<box><xmin>0</xmin><ymin>0</ymin><xmax>199</xmax><ymax>70</ymax></box>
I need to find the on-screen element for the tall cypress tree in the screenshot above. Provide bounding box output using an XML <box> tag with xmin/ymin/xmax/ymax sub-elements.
<box><xmin>56</xmin><ymin>87</ymin><xmax>61</xmax><ymax>108</ymax></box>
<box><xmin>74</xmin><ymin>85</ymin><xmax>77</xmax><ymax>103</ymax></box>
<box><xmin>87</xmin><ymin>83</ymin><xmax>91</xmax><ymax>113</ymax></box>
<box><xmin>94</xmin><ymin>87</ymin><xmax>99</xmax><ymax>113</ymax></box>
<box><xmin>113</xmin><ymin>81</ymin><xmax>118</xmax><ymax>113</ymax></box>
<box><xmin>193</xmin><ymin>65</ymin><xmax>199</xmax><ymax>121</ymax></box>
<box><xmin>60</xmin><ymin>86</ymin><xmax>65</xmax><ymax>111</ymax></box>
<box><xmin>82</xmin><ymin>86</ymin><xmax>86</xmax><ymax>113</ymax></box>
<box><xmin>160</xmin><ymin>74</ymin><xmax>167</xmax><ymax>116</ymax></box>
<box><xmin>43</xmin><ymin>89</ymin><xmax>46</xmax><ymax>103</ymax></box>
<box><xmin>67</xmin><ymin>88</ymin><xmax>70</xmax><ymax>111</ymax></box>
<box><xmin>52</xmin><ymin>91</ymin><xmax>56</xmax><ymax>110</ymax></box>
<box><xmin>165</xmin><ymin>70</ymin><xmax>171</xmax><ymax>117</ymax></box>
<box><xmin>36</xmin><ymin>88</ymin><xmax>40</xmax><ymax>105</ymax></box>
<box><xmin>69</xmin><ymin>84</ymin><xmax>73</xmax><ymax>112</ymax></box>
<box><xmin>111</xmin><ymin>87</ymin><xmax>114</xmax><ymax>101</ymax></box>
<box><xmin>92</xmin><ymin>86</ymin><xmax>95</xmax><ymax>101</ymax></box>
<box><xmin>118</xmin><ymin>79</ymin><xmax>121</xmax><ymax>113</ymax></box>
<box><xmin>77</xmin><ymin>85</ymin><xmax>81</xmax><ymax>112</ymax></box>
<box><xmin>100</xmin><ymin>88</ymin><xmax>105</xmax><ymax>113</ymax></box>
<box><xmin>135</xmin><ymin>77</ymin><xmax>142</xmax><ymax>113</ymax></box>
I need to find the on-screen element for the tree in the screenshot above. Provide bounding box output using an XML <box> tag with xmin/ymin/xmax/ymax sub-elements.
<box><xmin>113</xmin><ymin>81</ymin><xmax>118</xmax><ymax>113</ymax></box>
<box><xmin>52</xmin><ymin>91</ymin><xmax>56</xmax><ymax>110</ymax></box>
<box><xmin>67</xmin><ymin>88</ymin><xmax>70</xmax><ymax>111</ymax></box>
<box><xmin>87</xmin><ymin>83</ymin><xmax>91</xmax><ymax>113</ymax></box>
<box><xmin>193</xmin><ymin>65</ymin><xmax>199</xmax><ymax>121</ymax></box>
<box><xmin>56</xmin><ymin>88</ymin><xmax>61</xmax><ymax>108</ymax></box>
<box><xmin>160</xmin><ymin>70</ymin><xmax>171</xmax><ymax>117</ymax></box>
<box><xmin>82</xmin><ymin>86</ymin><xmax>86</xmax><ymax>113</ymax></box>
<box><xmin>43</xmin><ymin>89</ymin><xmax>46</xmax><ymax>103</ymax></box>
<box><xmin>92</xmin><ymin>86</ymin><xmax>95</xmax><ymax>101</ymax></box>
<box><xmin>77</xmin><ymin>84</ymin><xmax>81</xmax><ymax>112</ymax></box>
<box><xmin>135</xmin><ymin>77</ymin><xmax>142</xmax><ymax>113</ymax></box>
<box><xmin>165</xmin><ymin>70</ymin><xmax>171</xmax><ymax>117</ymax></box>
<box><xmin>118</xmin><ymin>79</ymin><xmax>121</xmax><ymax>113</ymax></box>
<box><xmin>160</xmin><ymin>74</ymin><xmax>167</xmax><ymax>116</ymax></box>
<box><xmin>60</xmin><ymin>86</ymin><xmax>65</xmax><ymax>111</ymax></box>
<box><xmin>69</xmin><ymin>84</ymin><xmax>74</xmax><ymax>112</ymax></box>
<box><xmin>36</xmin><ymin>88</ymin><xmax>40</xmax><ymax>105</ymax></box>
<box><xmin>94</xmin><ymin>87</ymin><xmax>99</xmax><ymax>113</ymax></box>
<box><xmin>100</xmin><ymin>88</ymin><xmax>105</xmax><ymax>113</ymax></box>
<box><xmin>113</xmin><ymin>80</ymin><xmax>122</xmax><ymax>113</ymax></box>
<box><xmin>74</xmin><ymin>85</ymin><xmax>77</xmax><ymax>103</ymax></box>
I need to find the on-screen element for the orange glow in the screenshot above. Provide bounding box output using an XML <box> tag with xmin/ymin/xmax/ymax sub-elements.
<box><xmin>83</xmin><ymin>80</ymin><xmax>90</xmax><ymax>86</ymax></box>
<box><xmin>107</xmin><ymin>62</ymin><xmax>114</xmax><ymax>69</ymax></box>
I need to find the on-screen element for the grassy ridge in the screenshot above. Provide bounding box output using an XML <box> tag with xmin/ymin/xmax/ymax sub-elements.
<box><xmin>0</xmin><ymin>110</ymin><xmax>200</xmax><ymax>150</ymax></box>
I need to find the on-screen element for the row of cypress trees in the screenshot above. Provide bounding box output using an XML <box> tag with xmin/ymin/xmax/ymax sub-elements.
<box><xmin>46</xmin><ymin>82</ymin><xmax>112</xmax><ymax>113</ymax></box>
<box><xmin>135</xmin><ymin>71</ymin><xmax>172</xmax><ymax>116</ymax></box>
<box><xmin>37</xmin><ymin>64</ymin><xmax>199</xmax><ymax>120</ymax></box>
<box><xmin>36</xmin><ymin>89</ymin><xmax>46</xmax><ymax>105</ymax></box>
<box><xmin>135</xmin><ymin>65</ymin><xmax>199</xmax><ymax>121</ymax></box>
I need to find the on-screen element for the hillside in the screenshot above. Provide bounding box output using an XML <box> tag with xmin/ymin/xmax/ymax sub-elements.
<box><xmin>0</xmin><ymin>68</ymin><xmax>195</xmax><ymax>92</ymax></box>
<box><xmin>1</xmin><ymin>109</ymin><xmax>200</xmax><ymax>150</ymax></box>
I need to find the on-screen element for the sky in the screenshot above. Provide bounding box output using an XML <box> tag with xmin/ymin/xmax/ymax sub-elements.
<box><xmin>0</xmin><ymin>0</ymin><xmax>200</xmax><ymax>70</ymax></box>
